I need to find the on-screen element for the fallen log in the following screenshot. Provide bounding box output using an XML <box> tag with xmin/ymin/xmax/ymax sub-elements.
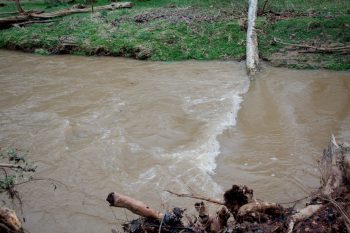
<box><xmin>29</xmin><ymin>2</ymin><xmax>133</xmax><ymax>18</ymax></box>
<box><xmin>0</xmin><ymin>2</ymin><xmax>132</xmax><ymax>29</ymax></box>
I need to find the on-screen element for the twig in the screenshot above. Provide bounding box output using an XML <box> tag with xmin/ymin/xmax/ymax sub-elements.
<box><xmin>260</xmin><ymin>0</ymin><xmax>270</xmax><ymax>15</ymax></box>
<box><xmin>316</xmin><ymin>194</ymin><xmax>350</xmax><ymax>226</ymax></box>
<box><xmin>273</xmin><ymin>37</ymin><xmax>350</xmax><ymax>52</ymax></box>
<box><xmin>165</xmin><ymin>190</ymin><xmax>225</xmax><ymax>205</ymax></box>
<box><xmin>276</xmin><ymin>195</ymin><xmax>310</xmax><ymax>205</ymax></box>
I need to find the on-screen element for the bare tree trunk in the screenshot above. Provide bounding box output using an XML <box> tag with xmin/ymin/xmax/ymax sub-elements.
<box><xmin>246</xmin><ymin>0</ymin><xmax>259</xmax><ymax>78</ymax></box>
<box><xmin>14</xmin><ymin>0</ymin><xmax>25</xmax><ymax>15</ymax></box>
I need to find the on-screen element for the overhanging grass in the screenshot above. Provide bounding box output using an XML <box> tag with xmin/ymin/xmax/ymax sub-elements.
<box><xmin>0</xmin><ymin>13</ymin><xmax>246</xmax><ymax>60</ymax></box>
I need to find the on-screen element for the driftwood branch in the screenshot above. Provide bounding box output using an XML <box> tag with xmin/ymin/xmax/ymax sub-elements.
<box><xmin>106</xmin><ymin>192</ymin><xmax>163</xmax><ymax>219</ymax></box>
<box><xmin>287</xmin><ymin>204</ymin><xmax>322</xmax><ymax>233</ymax></box>
<box><xmin>165</xmin><ymin>190</ymin><xmax>224</xmax><ymax>205</ymax></box>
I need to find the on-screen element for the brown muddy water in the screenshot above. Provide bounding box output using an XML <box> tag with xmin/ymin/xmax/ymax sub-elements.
<box><xmin>0</xmin><ymin>50</ymin><xmax>349</xmax><ymax>233</ymax></box>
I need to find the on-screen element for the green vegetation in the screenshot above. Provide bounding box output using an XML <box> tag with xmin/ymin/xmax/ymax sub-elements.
<box><xmin>259</xmin><ymin>15</ymin><xmax>350</xmax><ymax>70</ymax></box>
<box><xmin>0</xmin><ymin>148</ymin><xmax>36</xmax><ymax>202</ymax></box>
<box><xmin>0</xmin><ymin>0</ymin><xmax>349</xmax><ymax>69</ymax></box>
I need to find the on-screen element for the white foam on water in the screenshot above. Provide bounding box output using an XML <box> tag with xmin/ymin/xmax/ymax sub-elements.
<box><xmin>156</xmin><ymin>80</ymin><xmax>250</xmax><ymax>195</ymax></box>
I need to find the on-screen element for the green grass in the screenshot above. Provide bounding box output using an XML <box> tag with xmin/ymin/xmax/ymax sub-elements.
<box><xmin>0</xmin><ymin>0</ymin><xmax>349</xmax><ymax>69</ymax></box>
<box><xmin>259</xmin><ymin>15</ymin><xmax>350</xmax><ymax>70</ymax></box>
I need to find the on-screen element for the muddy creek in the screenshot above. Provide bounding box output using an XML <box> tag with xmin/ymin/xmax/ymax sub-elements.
<box><xmin>0</xmin><ymin>50</ymin><xmax>349</xmax><ymax>233</ymax></box>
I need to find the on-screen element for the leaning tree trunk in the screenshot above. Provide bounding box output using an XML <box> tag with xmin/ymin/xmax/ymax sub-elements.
<box><xmin>246</xmin><ymin>0</ymin><xmax>259</xmax><ymax>78</ymax></box>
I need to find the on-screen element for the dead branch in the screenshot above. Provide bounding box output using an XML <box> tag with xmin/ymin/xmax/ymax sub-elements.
<box><xmin>287</xmin><ymin>204</ymin><xmax>322</xmax><ymax>233</ymax></box>
<box><xmin>106</xmin><ymin>192</ymin><xmax>163</xmax><ymax>219</ymax></box>
<box><xmin>165</xmin><ymin>190</ymin><xmax>224</xmax><ymax>205</ymax></box>
<box><xmin>273</xmin><ymin>37</ymin><xmax>350</xmax><ymax>53</ymax></box>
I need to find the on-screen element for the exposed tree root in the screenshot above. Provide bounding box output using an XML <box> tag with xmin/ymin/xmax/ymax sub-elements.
<box><xmin>107</xmin><ymin>136</ymin><xmax>350</xmax><ymax>233</ymax></box>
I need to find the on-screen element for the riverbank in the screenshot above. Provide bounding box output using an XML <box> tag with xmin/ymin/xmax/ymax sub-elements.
<box><xmin>0</xmin><ymin>0</ymin><xmax>349</xmax><ymax>69</ymax></box>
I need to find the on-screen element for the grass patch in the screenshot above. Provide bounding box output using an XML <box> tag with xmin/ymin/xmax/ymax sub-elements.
<box><xmin>259</xmin><ymin>15</ymin><xmax>350</xmax><ymax>70</ymax></box>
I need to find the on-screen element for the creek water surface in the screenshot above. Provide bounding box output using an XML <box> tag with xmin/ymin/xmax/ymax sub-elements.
<box><xmin>0</xmin><ymin>50</ymin><xmax>349</xmax><ymax>233</ymax></box>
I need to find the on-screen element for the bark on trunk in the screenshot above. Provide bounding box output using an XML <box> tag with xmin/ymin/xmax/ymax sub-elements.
<box><xmin>246</xmin><ymin>0</ymin><xmax>259</xmax><ymax>78</ymax></box>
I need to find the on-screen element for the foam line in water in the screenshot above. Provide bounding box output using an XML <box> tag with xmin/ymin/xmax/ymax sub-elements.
<box><xmin>154</xmin><ymin>80</ymin><xmax>249</xmax><ymax>195</ymax></box>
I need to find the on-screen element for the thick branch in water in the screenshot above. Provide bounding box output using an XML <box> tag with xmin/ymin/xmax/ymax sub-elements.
<box><xmin>106</xmin><ymin>192</ymin><xmax>163</xmax><ymax>219</ymax></box>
